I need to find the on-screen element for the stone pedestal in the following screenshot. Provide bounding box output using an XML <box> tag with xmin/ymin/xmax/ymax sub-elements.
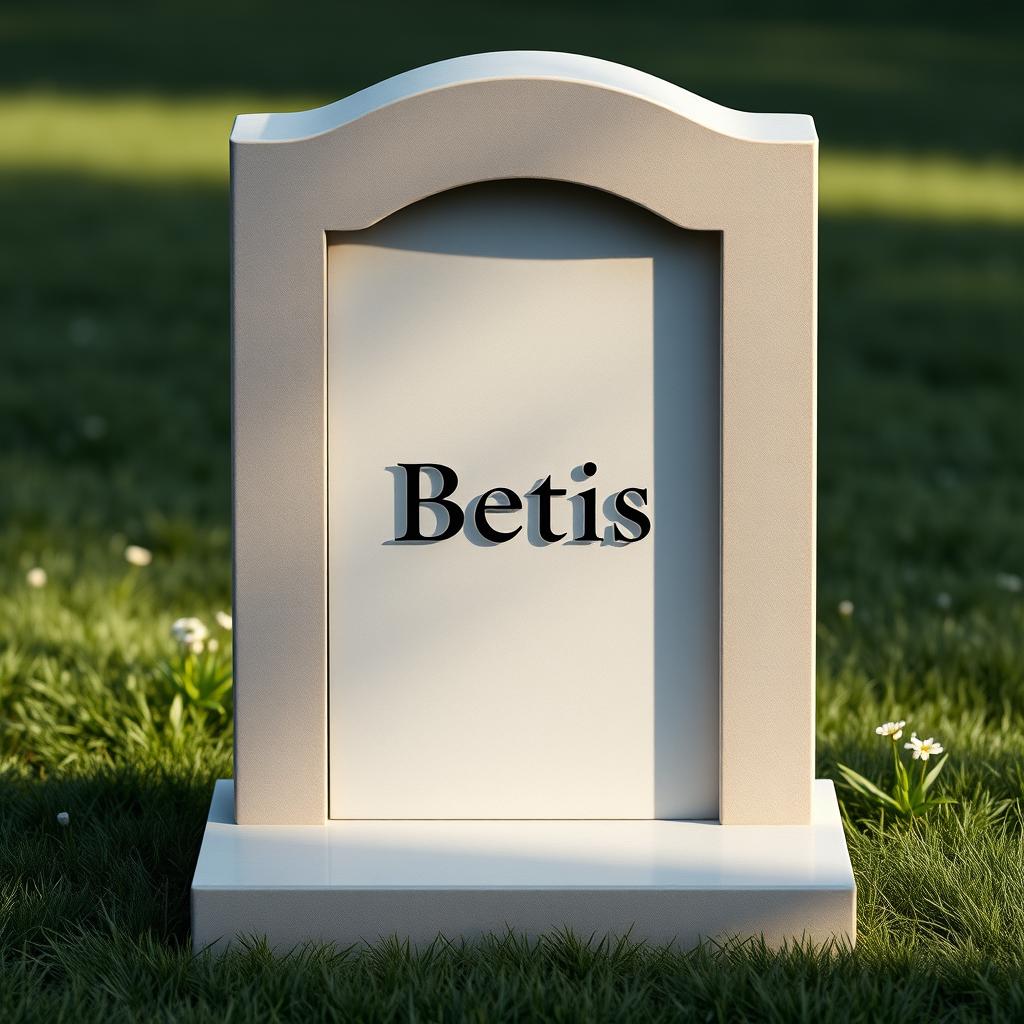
<box><xmin>192</xmin><ymin>780</ymin><xmax>855</xmax><ymax>951</ymax></box>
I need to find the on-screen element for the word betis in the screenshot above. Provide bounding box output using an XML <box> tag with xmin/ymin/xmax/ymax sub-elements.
<box><xmin>392</xmin><ymin>462</ymin><xmax>651</xmax><ymax>544</ymax></box>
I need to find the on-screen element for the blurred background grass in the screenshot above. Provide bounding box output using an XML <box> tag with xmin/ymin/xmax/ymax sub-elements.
<box><xmin>2</xmin><ymin>2</ymin><xmax>1024</xmax><ymax>1019</ymax></box>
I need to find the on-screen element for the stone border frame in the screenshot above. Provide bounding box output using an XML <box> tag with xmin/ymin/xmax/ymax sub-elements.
<box><xmin>230</xmin><ymin>52</ymin><xmax>817</xmax><ymax>826</ymax></box>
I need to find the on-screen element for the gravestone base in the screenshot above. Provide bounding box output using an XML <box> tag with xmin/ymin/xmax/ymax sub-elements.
<box><xmin>191</xmin><ymin>781</ymin><xmax>855</xmax><ymax>952</ymax></box>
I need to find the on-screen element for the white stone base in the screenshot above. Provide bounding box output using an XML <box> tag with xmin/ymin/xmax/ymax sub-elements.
<box><xmin>191</xmin><ymin>780</ymin><xmax>855</xmax><ymax>951</ymax></box>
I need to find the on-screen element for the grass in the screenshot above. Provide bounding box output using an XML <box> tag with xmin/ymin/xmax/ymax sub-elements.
<box><xmin>8</xmin><ymin>92</ymin><xmax>1024</xmax><ymax>225</ymax></box>
<box><xmin>2</xmin><ymin>1</ymin><xmax>1024</xmax><ymax>1020</ymax></box>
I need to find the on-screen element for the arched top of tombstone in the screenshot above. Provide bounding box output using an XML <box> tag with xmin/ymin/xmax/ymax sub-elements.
<box><xmin>231</xmin><ymin>51</ymin><xmax>816</xmax><ymax>146</ymax></box>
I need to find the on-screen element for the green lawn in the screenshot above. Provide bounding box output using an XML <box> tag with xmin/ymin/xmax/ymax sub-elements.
<box><xmin>2</xmin><ymin>2</ymin><xmax>1024</xmax><ymax>1020</ymax></box>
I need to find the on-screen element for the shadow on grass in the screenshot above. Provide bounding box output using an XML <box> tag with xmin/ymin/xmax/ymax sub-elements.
<box><xmin>0</xmin><ymin>760</ymin><xmax>218</xmax><ymax>950</ymax></box>
<box><xmin>2</xmin><ymin>906</ymin><xmax>1023</xmax><ymax>1021</ymax></box>
<box><xmin>0</xmin><ymin>171</ymin><xmax>228</xmax><ymax>541</ymax></box>
<box><xmin>2</xmin><ymin>2</ymin><xmax>1022</xmax><ymax>159</ymax></box>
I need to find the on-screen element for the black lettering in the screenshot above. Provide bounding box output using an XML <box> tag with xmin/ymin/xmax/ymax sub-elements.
<box><xmin>612</xmin><ymin>487</ymin><xmax>651</xmax><ymax>543</ymax></box>
<box><xmin>395</xmin><ymin>463</ymin><xmax>464</xmax><ymax>542</ymax></box>
<box><xmin>473</xmin><ymin>487</ymin><xmax>523</xmax><ymax>543</ymax></box>
<box><xmin>573</xmin><ymin>461</ymin><xmax>601</xmax><ymax>542</ymax></box>
<box><xmin>526</xmin><ymin>474</ymin><xmax>567</xmax><ymax>543</ymax></box>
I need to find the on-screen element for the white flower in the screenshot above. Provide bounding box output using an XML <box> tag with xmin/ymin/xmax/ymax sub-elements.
<box><xmin>875</xmin><ymin>720</ymin><xmax>906</xmax><ymax>741</ymax></box>
<box><xmin>838</xmin><ymin>599</ymin><xmax>854</xmax><ymax>617</ymax></box>
<box><xmin>905</xmin><ymin>734</ymin><xmax>944</xmax><ymax>761</ymax></box>
<box><xmin>171</xmin><ymin>617</ymin><xmax>209</xmax><ymax>652</ymax></box>
<box><xmin>56</xmin><ymin>811</ymin><xmax>70</xmax><ymax>827</ymax></box>
<box><xmin>207</xmin><ymin>637</ymin><xmax>219</xmax><ymax>652</ymax></box>
<box><xmin>215</xmin><ymin>610</ymin><xmax>232</xmax><ymax>631</ymax></box>
<box><xmin>26</xmin><ymin>567</ymin><xmax>47</xmax><ymax>588</ymax></box>
<box><xmin>124</xmin><ymin>544</ymin><xmax>153</xmax><ymax>567</ymax></box>
<box><xmin>936</xmin><ymin>592</ymin><xmax>952</xmax><ymax>610</ymax></box>
<box><xmin>996</xmin><ymin>572</ymin><xmax>1022</xmax><ymax>593</ymax></box>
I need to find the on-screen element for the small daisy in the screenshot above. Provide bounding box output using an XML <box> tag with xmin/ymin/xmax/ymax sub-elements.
<box><xmin>124</xmin><ymin>544</ymin><xmax>153</xmax><ymax>567</ymax></box>
<box><xmin>171</xmin><ymin>616</ymin><xmax>209</xmax><ymax>652</ymax></box>
<box><xmin>26</xmin><ymin>567</ymin><xmax>47</xmax><ymax>588</ymax></box>
<box><xmin>905</xmin><ymin>734</ymin><xmax>944</xmax><ymax>761</ymax></box>
<box><xmin>215</xmin><ymin>610</ymin><xmax>232</xmax><ymax>631</ymax></box>
<box><xmin>838</xmin><ymin>599</ymin><xmax>855</xmax><ymax>617</ymax></box>
<box><xmin>875</xmin><ymin>720</ymin><xmax>906</xmax><ymax>741</ymax></box>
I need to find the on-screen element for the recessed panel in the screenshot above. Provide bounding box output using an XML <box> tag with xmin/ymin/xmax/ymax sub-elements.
<box><xmin>327</xmin><ymin>180</ymin><xmax>719</xmax><ymax>819</ymax></box>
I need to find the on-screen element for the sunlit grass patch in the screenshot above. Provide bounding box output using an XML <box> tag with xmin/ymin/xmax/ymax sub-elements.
<box><xmin>822</xmin><ymin>151</ymin><xmax>1024</xmax><ymax>224</ymax></box>
<box><xmin>3</xmin><ymin>91</ymin><xmax>1024</xmax><ymax>225</ymax></box>
<box><xmin>0</xmin><ymin>92</ymin><xmax>253</xmax><ymax>182</ymax></box>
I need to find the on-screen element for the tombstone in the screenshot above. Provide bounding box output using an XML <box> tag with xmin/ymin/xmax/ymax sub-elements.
<box><xmin>191</xmin><ymin>51</ymin><xmax>855</xmax><ymax>950</ymax></box>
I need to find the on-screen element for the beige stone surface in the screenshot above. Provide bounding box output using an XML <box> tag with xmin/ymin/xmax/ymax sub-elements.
<box><xmin>231</xmin><ymin>52</ymin><xmax>817</xmax><ymax>826</ymax></box>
